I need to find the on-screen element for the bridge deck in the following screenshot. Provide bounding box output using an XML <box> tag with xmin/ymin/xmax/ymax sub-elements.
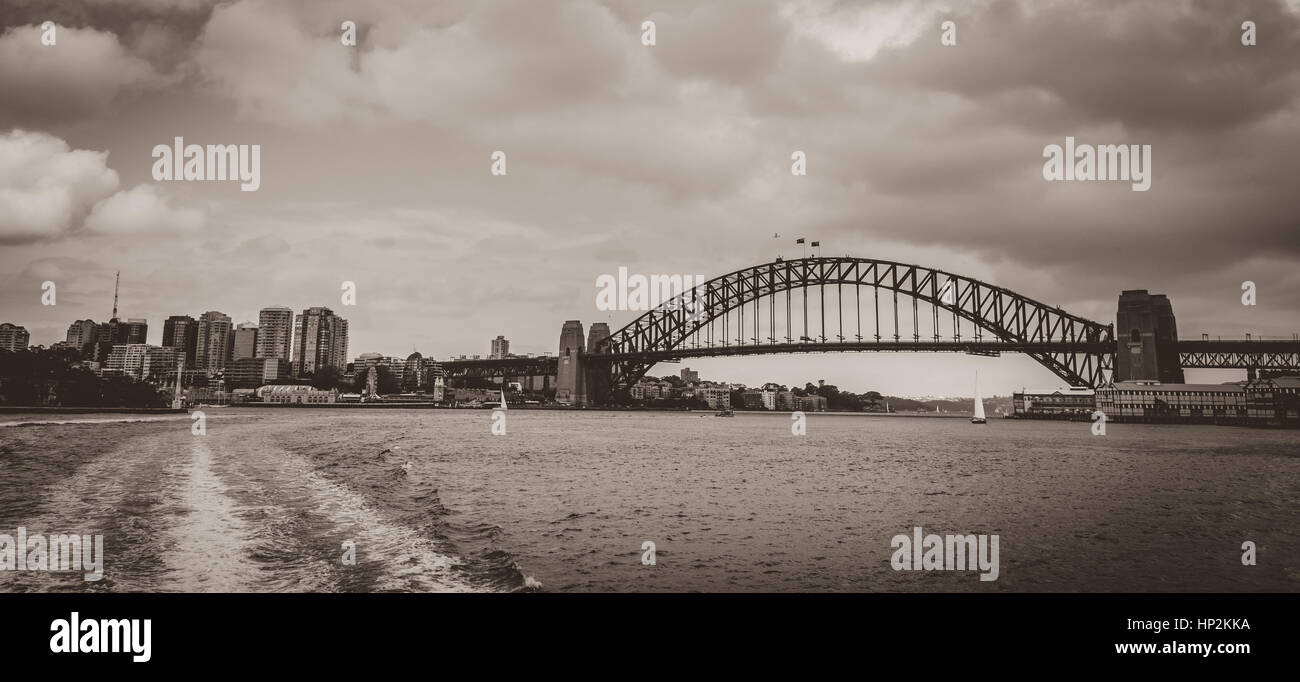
<box><xmin>438</xmin><ymin>339</ymin><xmax>1300</xmax><ymax>377</ymax></box>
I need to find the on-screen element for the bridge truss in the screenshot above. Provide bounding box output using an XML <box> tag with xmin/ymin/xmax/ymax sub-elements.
<box><xmin>591</xmin><ymin>257</ymin><xmax>1115</xmax><ymax>396</ymax></box>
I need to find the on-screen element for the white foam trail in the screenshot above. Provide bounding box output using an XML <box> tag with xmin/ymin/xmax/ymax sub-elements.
<box><xmin>160</xmin><ymin>439</ymin><xmax>256</xmax><ymax>592</ymax></box>
<box><xmin>271</xmin><ymin>454</ymin><xmax>478</xmax><ymax>593</ymax></box>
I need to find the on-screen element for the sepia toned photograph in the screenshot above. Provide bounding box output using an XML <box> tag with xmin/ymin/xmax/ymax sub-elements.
<box><xmin>0</xmin><ymin>0</ymin><xmax>1297</xmax><ymax>666</ymax></box>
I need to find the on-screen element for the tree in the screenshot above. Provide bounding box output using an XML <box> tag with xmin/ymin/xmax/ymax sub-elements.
<box><xmin>310</xmin><ymin>366</ymin><xmax>345</xmax><ymax>390</ymax></box>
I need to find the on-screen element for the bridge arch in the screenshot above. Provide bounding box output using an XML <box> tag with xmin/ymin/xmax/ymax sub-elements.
<box><xmin>590</xmin><ymin>257</ymin><xmax>1114</xmax><ymax>395</ymax></box>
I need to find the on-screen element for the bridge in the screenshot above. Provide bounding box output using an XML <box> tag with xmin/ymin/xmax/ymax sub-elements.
<box><xmin>439</xmin><ymin>256</ymin><xmax>1300</xmax><ymax>405</ymax></box>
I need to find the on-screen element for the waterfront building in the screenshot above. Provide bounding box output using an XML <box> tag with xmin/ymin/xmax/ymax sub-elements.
<box><xmin>695</xmin><ymin>386</ymin><xmax>731</xmax><ymax>409</ymax></box>
<box><xmin>1095</xmin><ymin>381</ymin><xmax>1246</xmax><ymax>421</ymax></box>
<box><xmin>0</xmin><ymin>323</ymin><xmax>30</xmax><ymax>351</ymax></box>
<box><xmin>793</xmin><ymin>395</ymin><xmax>828</xmax><ymax>412</ymax></box>
<box><xmin>1243</xmin><ymin>376</ymin><xmax>1300</xmax><ymax>424</ymax></box>
<box><xmin>681</xmin><ymin>367</ymin><xmax>699</xmax><ymax>384</ymax></box>
<box><xmin>256</xmin><ymin>306</ymin><xmax>295</xmax><ymax>361</ymax></box>
<box><xmin>1012</xmin><ymin>387</ymin><xmax>1096</xmax><ymax>418</ymax></box>
<box><xmin>256</xmin><ymin>385</ymin><xmax>338</xmax><ymax>404</ymax></box>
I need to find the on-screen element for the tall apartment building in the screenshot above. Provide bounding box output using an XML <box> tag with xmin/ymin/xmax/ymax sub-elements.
<box><xmin>196</xmin><ymin>311</ymin><xmax>234</xmax><ymax>373</ymax></box>
<box><xmin>65</xmin><ymin>319</ymin><xmax>98</xmax><ymax>355</ymax></box>
<box><xmin>490</xmin><ymin>335</ymin><xmax>510</xmax><ymax>359</ymax></box>
<box><xmin>161</xmin><ymin>315</ymin><xmax>199</xmax><ymax>367</ymax></box>
<box><xmin>292</xmin><ymin>307</ymin><xmax>348</xmax><ymax>377</ymax></box>
<box><xmin>0</xmin><ymin>323</ymin><xmax>30</xmax><ymax>351</ymax></box>
<box><xmin>232</xmin><ymin>323</ymin><xmax>259</xmax><ymax>360</ymax></box>
<box><xmin>256</xmin><ymin>306</ymin><xmax>294</xmax><ymax>361</ymax></box>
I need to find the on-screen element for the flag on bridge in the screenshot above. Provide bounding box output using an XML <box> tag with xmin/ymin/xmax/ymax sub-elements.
<box><xmin>811</xmin><ymin>241</ymin><xmax>820</xmax><ymax>247</ymax></box>
<box><xmin>796</xmin><ymin>238</ymin><xmax>805</xmax><ymax>244</ymax></box>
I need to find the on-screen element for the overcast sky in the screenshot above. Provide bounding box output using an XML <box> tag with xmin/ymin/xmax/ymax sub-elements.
<box><xmin>1</xmin><ymin>0</ymin><xmax>1298</xmax><ymax>396</ymax></box>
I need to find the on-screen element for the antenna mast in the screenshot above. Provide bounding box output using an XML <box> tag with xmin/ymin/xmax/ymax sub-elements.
<box><xmin>111</xmin><ymin>271</ymin><xmax>120</xmax><ymax>321</ymax></box>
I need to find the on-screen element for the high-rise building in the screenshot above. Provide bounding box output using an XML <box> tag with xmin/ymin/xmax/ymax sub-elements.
<box><xmin>256</xmin><ymin>306</ymin><xmax>294</xmax><ymax>361</ymax></box>
<box><xmin>65</xmin><ymin>319</ymin><xmax>98</xmax><ymax>355</ymax></box>
<box><xmin>232</xmin><ymin>323</ymin><xmax>259</xmax><ymax>360</ymax></box>
<box><xmin>292</xmin><ymin>307</ymin><xmax>348</xmax><ymax>377</ymax></box>
<box><xmin>490</xmin><ymin>335</ymin><xmax>510</xmax><ymax>359</ymax></box>
<box><xmin>681</xmin><ymin>367</ymin><xmax>699</xmax><ymax>384</ymax></box>
<box><xmin>0</xmin><ymin>323</ymin><xmax>30</xmax><ymax>351</ymax></box>
<box><xmin>161</xmin><ymin>315</ymin><xmax>199</xmax><ymax>367</ymax></box>
<box><xmin>196</xmin><ymin>311</ymin><xmax>233</xmax><ymax>373</ymax></box>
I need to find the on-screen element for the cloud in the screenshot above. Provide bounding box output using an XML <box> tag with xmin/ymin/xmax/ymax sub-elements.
<box><xmin>192</xmin><ymin>0</ymin><xmax>634</xmax><ymax>126</ymax></box>
<box><xmin>0</xmin><ymin>129</ymin><xmax>205</xmax><ymax>244</ymax></box>
<box><xmin>0</xmin><ymin>129</ymin><xmax>119</xmax><ymax>243</ymax></box>
<box><xmin>0</xmin><ymin>24</ymin><xmax>163</xmax><ymax>127</ymax></box>
<box><xmin>859</xmin><ymin>0</ymin><xmax>1300</xmax><ymax>132</ymax></box>
<box><xmin>84</xmin><ymin>183</ymin><xmax>205</xmax><ymax>236</ymax></box>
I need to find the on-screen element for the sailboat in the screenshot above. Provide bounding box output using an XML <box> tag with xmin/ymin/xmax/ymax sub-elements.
<box><xmin>970</xmin><ymin>372</ymin><xmax>987</xmax><ymax>424</ymax></box>
<box><xmin>499</xmin><ymin>389</ymin><xmax>508</xmax><ymax>410</ymax></box>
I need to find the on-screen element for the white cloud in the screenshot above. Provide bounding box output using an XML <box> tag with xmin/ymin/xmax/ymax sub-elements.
<box><xmin>84</xmin><ymin>183</ymin><xmax>205</xmax><ymax>236</ymax></box>
<box><xmin>0</xmin><ymin>130</ymin><xmax>204</xmax><ymax>243</ymax></box>
<box><xmin>0</xmin><ymin>129</ymin><xmax>119</xmax><ymax>243</ymax></box>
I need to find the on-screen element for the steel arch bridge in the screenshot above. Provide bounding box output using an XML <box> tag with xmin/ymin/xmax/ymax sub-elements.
<box><xmin>588</xmin><ymin>256</ymin><xmax>1115</xmax><ymax>397</ymax></box>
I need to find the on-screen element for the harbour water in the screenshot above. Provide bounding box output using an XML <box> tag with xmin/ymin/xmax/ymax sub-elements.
<box><xmin>1</xmin><ymin>409</ymin><xmax>1296</xmax><ymax>592</ymax></box>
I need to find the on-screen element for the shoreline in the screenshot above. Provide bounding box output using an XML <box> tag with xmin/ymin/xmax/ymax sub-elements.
<box><xmin>0</xmin><ymin>406</ymin><xmax>186</xmax><ymax>414</ymax></box>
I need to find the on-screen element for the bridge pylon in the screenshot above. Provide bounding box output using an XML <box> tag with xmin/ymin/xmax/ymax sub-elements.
<box><xmin>555</xmin><ymin>320</ymin><xmax>587</xmax><ymax>405</ymax></box>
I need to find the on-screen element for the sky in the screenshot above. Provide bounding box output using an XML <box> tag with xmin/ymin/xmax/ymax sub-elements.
<box><xmin>0</xmin><ymin>0</ymin><xmax>1298</xmax><ymax>397</ymax></box>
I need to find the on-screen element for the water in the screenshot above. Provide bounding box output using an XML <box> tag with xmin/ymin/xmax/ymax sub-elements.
<box><xmin>1</xmin><ymin>409</ymin><xmax>1296</xmax><ymax>592</ymax></box>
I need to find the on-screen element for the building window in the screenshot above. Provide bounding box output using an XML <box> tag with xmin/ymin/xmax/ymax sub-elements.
<box><xmin>1130</xmin><ymin>329</ymin><xmax>1141</xmax><ymax>342</ymax></box>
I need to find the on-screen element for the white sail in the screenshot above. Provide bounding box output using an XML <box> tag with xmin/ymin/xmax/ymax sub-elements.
<box><xmin>500</xmin><ymin>389</ymin><xmax>508</xmax><ymax>411</ymax></box>
<box><xmin>973</xmin><ymin>373</ymin><xmax>986</xmax><ymax>420</ymax></box>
